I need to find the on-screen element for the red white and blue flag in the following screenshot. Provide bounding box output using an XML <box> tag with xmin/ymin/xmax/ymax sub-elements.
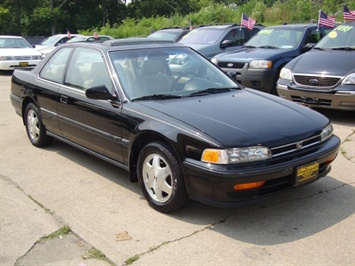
<box><xmin>241</xmin><ymin>13</ymin><xmax>256</xmax><ymax>30</ymax></box>
<box><xmin>318</xmin><ymin>10</ymin><xmax>335</xmax><ymax>28</ymax></box>
<box><xmin>343</xmin><ymin>5</ymin><xmax>355</xmax><ymax>21</ymax></box>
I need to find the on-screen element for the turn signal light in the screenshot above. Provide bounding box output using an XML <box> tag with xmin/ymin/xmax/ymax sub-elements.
<box><xmin>234</xmin><ymin>181</ymin><xmax>266</xmax><ymax>191</ymax></box>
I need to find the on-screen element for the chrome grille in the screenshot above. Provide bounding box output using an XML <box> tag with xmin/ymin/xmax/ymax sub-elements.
<box><xmin>218</xmin><ymin>62</ymin><xmax>245</xmax><ymax>69</ymax></box>
<box><xmin>294</xmin><ymin>74</ymin><xmax>340</xmax><ymax>87</ymax></box>
<box><xmin>271</xmin><ymin>134</ymin><xmax>321</xmax><ymax>158</ymax></box>
<box><xmin>14</xmin><ymin>56</ymin><xmax>31</xmax><ymax>60</ymax></box>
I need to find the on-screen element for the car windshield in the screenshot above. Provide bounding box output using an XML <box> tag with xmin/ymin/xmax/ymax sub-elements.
<box><xmin>179</xmin><ymin>29</ymin><xmax>224</xmax><ymax>44</ymax></box>
<box><xmin>0</xmin><ymin>38</ymin><xmax>32</xmax><ymax>48</ymax></box>
<box><xmin>39</xmin><ymin>35</ymin><xmax>63</xmax><ymax>46</ymax></box>
<box><xmin>315</xmin><ymin>24</ymin><xmax>355</xmax><ymax>49</ymax></box>
<box><xmin>109</xmin><ymin>47</ymin><xmax>239</xmax><ymax>100</ymax></box>
<box><xmin>148</xmin><ymin>31</ymin><xmax>180</xmax><ymax>41</ymax></box>
<box><xmin>246</xmin><ymin>28</ymin><xmax>304</xmax><ymax>49</ymax></box>
<box><xmin>67</xmin><ymin>36</ymin><xmax>86</xmax><ymax>43</ymax></box>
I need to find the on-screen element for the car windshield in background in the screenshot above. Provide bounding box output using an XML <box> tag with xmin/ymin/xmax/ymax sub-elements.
<box><xmin>148</xmin><ymin>31</ymin><xmax>179</xmax><ymax>41</ymax></box>
<box><xmin>179</xmin><ymin>29</ymin><xmax>224</xmax><ymax>44</ymax></box>
<box><xmin>246</xmin><ymin>28</ymin><xmax>305</xmax><ymax>49</ymax></box>
<box><xmin>39</xmin><ymin>35</ymin><xmax>63</xmax><ymax>46</ymax></box>
<box><xmin>315</xmin><ymin>24</ymin><xmax>355</xmax><ymax>49</ymax></box>
<box><xmin>109</xmin><ymin>47</ymin><xmax>238</xmax><ymax>100</ymax></box>
<box><xmin>0</xmin><ymin>38</ymin><xmax>32</xmax><ymax>48</ymax></box>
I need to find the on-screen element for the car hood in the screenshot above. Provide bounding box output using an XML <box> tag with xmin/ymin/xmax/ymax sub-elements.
<box><xmin>286</xmin><ymin>49</ymin><xmax>355</xmax><ymax>76</ymax></box>
<box><xmin>215</xmin><ymin>47</ymin><xmax>293</xmax><ymax>62</ymax></box>
<box><xmin>138</xmin><ymin>89</ymin><xmax>329</xmax><ymax>147</ymax></box>
<box><xmin>0</xmin><ymin>48</ymin><xmax>41</xmax><ymax>56</ymax></box>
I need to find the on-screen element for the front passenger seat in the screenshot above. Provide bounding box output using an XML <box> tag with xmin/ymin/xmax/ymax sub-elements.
<box><xmin>139</xmin><ymin>60</ymin><xmax>172</xmax><ymax>95</ymax></box>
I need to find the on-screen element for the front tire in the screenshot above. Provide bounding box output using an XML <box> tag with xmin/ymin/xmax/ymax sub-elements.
<box><xmin>137</xmin><ymin>141</ymin><xmax>189</xmax><ymax>213</ymax></box>
<box><xmin>24</xmin><ymin>103</ymin><xmax>53</xmax><ymax>147</ymax></box>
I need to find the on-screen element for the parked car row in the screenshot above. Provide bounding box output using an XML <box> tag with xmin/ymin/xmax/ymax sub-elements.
<box><xmin>207</xmin><ymin>22</ymin><xmax>355</xmax><ymax>110</ymax></box>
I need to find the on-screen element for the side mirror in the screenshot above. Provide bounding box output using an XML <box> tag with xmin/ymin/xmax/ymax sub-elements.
<box><xmin>226</xmin><ymin>71</ymin><xmax>236</xmax><ymax>80</ymax></box>
<box><xmin>303</xmin><ymin>43</ymin><xmax>316</xmax><ymax>51</ymax></box>
<box><xmin>86</xmin><ymin>85</ymin><xmax>115</xmax><ymax>100</ymax></box>
<box><xmin>220</xmin><ymin>40</ymin><xmax>233</xmax><ymax>48</ymax></box>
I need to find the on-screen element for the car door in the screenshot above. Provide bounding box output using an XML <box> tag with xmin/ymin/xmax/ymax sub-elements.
<box><xmin>37</xmin><ymin>47</ymin><xmax>73</xmax><ymax>136</ymax></box>
<box><xmin>56</xmin><ymin>47</ymin><xmax>125</xmax><ymax>164</ymax></box>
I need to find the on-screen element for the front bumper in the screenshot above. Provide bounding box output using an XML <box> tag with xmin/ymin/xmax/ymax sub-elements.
<box><xmin>220</xmin><ymin>64</ymin><xmax>279</xmax><ymax>93</ymax></box>
<box><xmin>277</xmin><ymin>81</ymin><xmax>355</xmax><ymax>111</ymax></box>
<box><xmin>0</xmin><ymin>60</ymin><xmax>40</xmax><ymax>70</ymax></box>
<box><xmin>183</xmin><ymin>135</ymin><xmax>340</xmax><ymax>208</ymax></box>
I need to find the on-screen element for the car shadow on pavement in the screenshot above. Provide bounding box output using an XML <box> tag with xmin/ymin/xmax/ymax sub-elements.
<box><xmin>177</xmin><ymin>175</ymin><xmax>354</xmax><ymax>245</ymax></box>
<box><xmin>312</xmin><ymin>108</ymin><xmax>355</xmax><ymax>127</ymax></box>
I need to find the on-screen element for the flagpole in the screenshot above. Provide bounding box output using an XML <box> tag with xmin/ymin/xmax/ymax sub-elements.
<box><xmin>317</xmin><ymin>10</ymin><xmax>320</xmax><ymax>31</ymax></box>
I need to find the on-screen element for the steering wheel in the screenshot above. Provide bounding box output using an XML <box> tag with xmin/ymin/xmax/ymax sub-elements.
<box><xmin>171</xmin><ymin>72</ymin><xmax>197</xmax><ymax>91</ymax></box>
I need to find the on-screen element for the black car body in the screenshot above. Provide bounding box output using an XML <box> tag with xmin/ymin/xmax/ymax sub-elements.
<box><xmin>10</xmin><ymin>38</ymin><xmax>340</xmax><ymax>213</ymax></box>
<box><xmin>147</xmin><ymin>28</ymin><xmax>190</xmax><ymax>42</ymax></box>
<box><xmin>277</xmin><ymin>22</ymin><xmax>355</xmax><ymax>111</ymax></box>
<box><xmin>179</xmin><ymin>24</ymin><xmax>263</xmax><ymax>59</ymax></box>
<box><xmin>212</xmin><ymin>24</ymin><xmax>333</xmax><ymax>94</ymax></box>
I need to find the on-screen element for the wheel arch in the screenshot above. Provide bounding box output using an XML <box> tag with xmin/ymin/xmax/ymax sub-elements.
<box><xmin>128</xmin><ymin>131</ymin><xmax>181</xmax><ymax>183</ymax></box>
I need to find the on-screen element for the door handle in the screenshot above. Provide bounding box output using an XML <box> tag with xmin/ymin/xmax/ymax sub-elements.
<box><xmin>60</xmin><ymin>95</ymin><xmax>68</xmax><ymax>104</ymax></box>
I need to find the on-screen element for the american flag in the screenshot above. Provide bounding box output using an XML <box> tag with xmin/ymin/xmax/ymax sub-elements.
<box><xmin>241</xmin><ymin>13</ymin><xmax>256</xmax><ymax>30</ymax></box>
<box><xmin>94</xmin><ymin>31</ymin><xmax>98</xmax><ymax>39</ymax></box>
<box><xmin>67</xmin><ymin>30</ymin><xmax>71</xmax><ymax>39</ymax></box>
<box><xmin>318</xmin><ymin>10</ymin><xmax>335</xmax><ymax>28</ymax></box>
<box><xmin>343</xmin><ymin>5</ymin><xmax>355</xmax><ymax>21</ymax></box>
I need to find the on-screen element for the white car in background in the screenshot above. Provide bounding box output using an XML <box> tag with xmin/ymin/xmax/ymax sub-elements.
<box><xmin>0</xmin><ymin>35</ymin><xmax>42</xmax><ymax>70</ymax></box>
<box><xmin>34</xmin><ymin>34</ymin><xmax>82</xmax><ymax>58</ymax></box>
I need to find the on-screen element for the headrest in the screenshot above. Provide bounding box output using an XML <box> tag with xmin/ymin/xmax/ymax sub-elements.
<box><xmin>141</xmin><ymin>60</ymin><xmax>164</xmax><ymax>75</ymax></box>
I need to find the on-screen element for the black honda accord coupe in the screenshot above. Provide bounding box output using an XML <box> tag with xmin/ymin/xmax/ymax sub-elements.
<box><xmin>10</xmin><ymin>38</ymin><xmax>340</xmax><ymax>213</ymax></box>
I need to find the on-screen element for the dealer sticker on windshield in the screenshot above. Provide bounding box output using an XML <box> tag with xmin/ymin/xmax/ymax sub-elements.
<box><xmin>295</xmin><ymin>162</ymin><xmax>319</xmax><ymax>186</ymax></box>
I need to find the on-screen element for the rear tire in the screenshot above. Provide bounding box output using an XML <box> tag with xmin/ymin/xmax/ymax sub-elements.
<box><xmin>24</xmin><ymin>103</ymin><xmax>53</xmax><ymax>147</ymax></box>
<box><xmin>137</xmin><ymin>141</ymin><xmax>189</xmax><ymax>213</ymax></box>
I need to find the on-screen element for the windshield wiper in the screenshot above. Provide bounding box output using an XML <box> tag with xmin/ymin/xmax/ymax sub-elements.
<box><xmin>188</xmin><ymin>87</ymin><xmax>239</xmax><ymax>96</ymax></box>
<box><xmin>331</xmin><ymin>47</ymin><xmax>355</xmax><ymax>50</ymax></box>
<box><xmin>312</xmin><ymin>47</ymin><xmax>324</xmax><ymax>50</ymax></box>
<box><xmin>131</xmin><ymin>94</ymin><xmax>181</xmax><ymax>101</ymax></box>
<box><xmin>244</xmin><ymin>45</ymin><xmax>256</xmax><ymax>48</ymax></box>
<box><xmin>258</xmin><ymin>45</ymin><xmax>278</xmax><ymax>49</ymax></box>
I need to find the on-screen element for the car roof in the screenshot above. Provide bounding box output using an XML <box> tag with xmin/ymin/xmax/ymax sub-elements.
<box><xmin>63</xmin><ymin>37</ymin><xmax>183</xmax><ymax>52</ymax></box>
<box><xmin>267</xmin><ymin>24</ymin><xmax>322</xmax><ymax>29</ymax></box>
<box><xmin>0</xmin><ymin>35</ymin><xmax>26</xmax><ymax>39</ymax></box>
<box><xmin>194</xmin><ymin>24</ymin><xmax>263</xmax><ymax>30</ymax></box>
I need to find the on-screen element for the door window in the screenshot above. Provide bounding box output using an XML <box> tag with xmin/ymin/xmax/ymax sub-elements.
<box><xmin>39</xmin><ymin>47</ymin><xmax>72</xmax><ymax>83</ymax></box>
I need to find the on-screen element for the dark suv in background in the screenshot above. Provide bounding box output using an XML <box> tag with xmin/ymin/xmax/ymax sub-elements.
<box><xmin>212</xmin><ymin>24</ymin><xmax>333</xmax><ymax>94</ymax></box>
<box><xmin>179</xmin><ymin>24</ymin><xmax>264</xmax><ymax>59</ymax></box>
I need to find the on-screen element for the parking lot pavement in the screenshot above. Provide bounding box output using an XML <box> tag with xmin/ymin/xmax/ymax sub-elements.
<box><xmin>1</xmin><ymin>73</ymin><xmax>354</xmax><ymax>266</ymax></box>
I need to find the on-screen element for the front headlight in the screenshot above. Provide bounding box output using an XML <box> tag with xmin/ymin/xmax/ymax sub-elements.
<box><xmin>342</xmin><ymin>73</ymin><xmax>355</xmax><ymax>85</ymax></box>
<box><xmin>211</xmin><ymin>58</ymin><xmax>218</xmax><ymax>65</ymax></box>
<box><xmin>279</xmin><ymin>67</ymin><xmax>292</xmax><ymax>80</ymax></box>
<box><xmin>321</xmin><ymin>123</ymin><xmax>333</xmax><ymax>141</ymax></box>
<box><xmin>202</xmin><ymin>146</ymin><xmax>271</xmax><ymax>164</ymax></box>
<box><xmin>249</xmin><ymin>60</ymin><xmax>272</xmax><ymax>69</ymax></box>
<box><xmin>0</xmin><ymin>56</ymin><xmax>15</xmax><ymax>61</ymax></box>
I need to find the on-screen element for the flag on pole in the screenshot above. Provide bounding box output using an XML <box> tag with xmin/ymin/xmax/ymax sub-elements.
<box><xmin>343</xmin><ymin>5</ymin><xmax>355</xmax><ymax>21</ymax></box>
<box><xmin>318</xmin><ymin>10</ymin><xmax>335</xmax><ymax>28</ymax></box>
<box><xmin>94</xmin><ymin>31</ymin><xmax>98</xmax><ymax>39</ymax></box>
<box><xmin>241</xmin><ymin>13</ymin><xmax>256</xmax><ymax>30</ymax></box>
<box><xmin>189</xmin><ymin>19</ymin><xmax>193</xmax><ymax>31</ymax></box>
<box><xmin>67</xmin><ymin>29</ymin><xmax>71</xmax><ymax>39</ymax></box>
